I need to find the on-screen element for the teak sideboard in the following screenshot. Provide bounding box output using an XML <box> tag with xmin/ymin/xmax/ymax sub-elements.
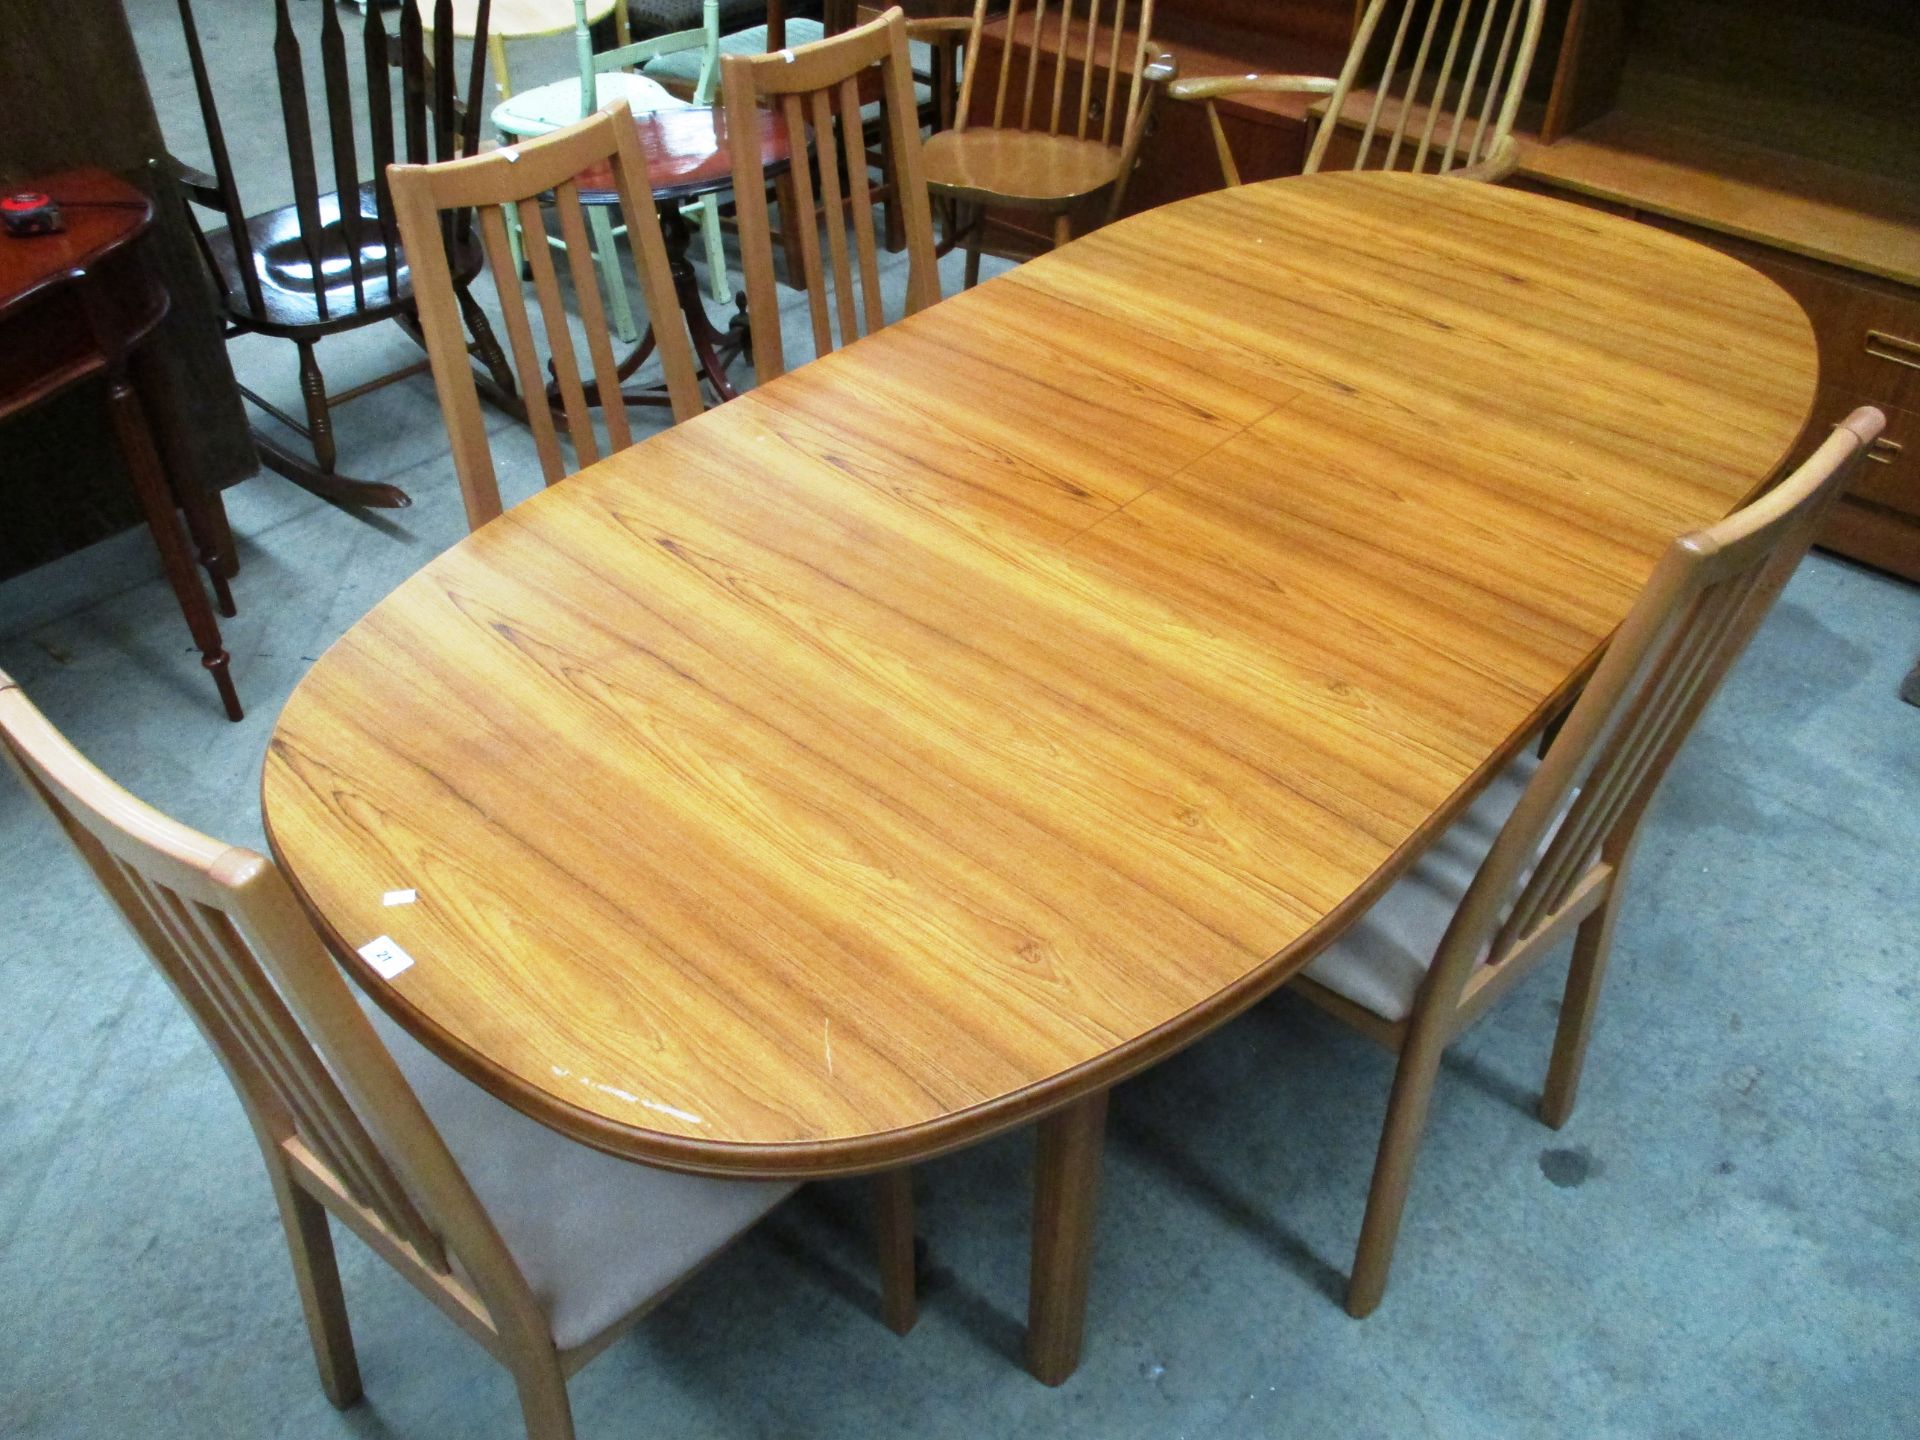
<box><xmin>970</xmin><ymin>0</ymin><xmax>1920</xmax><ymax>581</ymax></box>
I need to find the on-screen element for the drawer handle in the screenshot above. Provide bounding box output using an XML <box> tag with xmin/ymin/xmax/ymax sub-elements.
<box><xmin>1865</xmin><ymin>330</ymin><xmax>1920</xmax><ymax>371</ymax></box>
<box><xmin>1868</xmin><ymin>437</ymin><xmax>1903</xmax><ymax>466</ymax></box>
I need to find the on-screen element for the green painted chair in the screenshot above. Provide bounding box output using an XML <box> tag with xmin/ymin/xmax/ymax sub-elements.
<box><xmin>491</xmin><ymin>0</ymin><xmax>729</xmax><ymax>338</ymax></box>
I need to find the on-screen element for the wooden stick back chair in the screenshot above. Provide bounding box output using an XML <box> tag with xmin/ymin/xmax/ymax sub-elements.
<box><xmin>1280</xmin><ymin>408</ymin><xmax>1884</xmax><ymax>1318</ymax></box>
<box><xmin>923</xmin><ymin>0</ymin><xmax>1176</xmax><ymax>286</ymax></box>
<box><xmin>1169</xmin><ymin>0</ymin><xmax>1548</xmax><ymax>187</ymax></box>
<box><xmin>722</xmin><ymin>8</ymin><xmax>940</xmax><ymax>383</ymax></box>
<box><xmin>168</xmin><ymin>0</ymin><xmax>517</xmax><ymax>508</ymax></box>
<box><xmin>0</xmin><ymin>670</ymin><xmax>922</xmax><ymax>1439</ymax></box>
<box><xmin>391</xmin><ymin>104</ymin><xmax>704</xmax><ymax>533</ymax></box>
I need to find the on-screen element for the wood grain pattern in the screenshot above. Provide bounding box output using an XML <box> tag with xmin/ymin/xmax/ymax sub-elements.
<box><xmin>264</xmin><ymin>174</ymin><xmax>1816</xmax><ymax>1180</ymax></box>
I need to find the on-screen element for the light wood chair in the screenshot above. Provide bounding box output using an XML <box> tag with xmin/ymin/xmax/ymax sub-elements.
<box><xmin>1281</xmin><ymin>408</ymin><xmax>1882</xmax><ymax>1318</ymax></box>
<box><xmin>721</xmin><ymin>7</ymin><xmax>940</xmax><ymax>383</ymax></box>
<box><xmin>391</xmin><ymin>103</ymin><xmax>704</xmax><ymax>533</ymax></box>
<box><xmin>922</xmin><ymin>0</ymin><xmax>1176</xmax><ymax>288</ymax></box>
<box><xmin>0</xmin><ymin>671</ymin><xmax>921</xmax><ymax>1440</ymax></box>
<box><xmin>1169</xmin><ymin>0</ymin><xmax>1549</xmax><ymax>187</ymax></box>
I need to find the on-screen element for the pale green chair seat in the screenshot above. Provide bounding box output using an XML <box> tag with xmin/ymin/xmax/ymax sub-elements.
<box><xmin>491</xmin><ymin>70</ymin><xmax>691</xmax><ymax>137</ymax></box>
<box><xmin>646</xmin><ymin>23</ymin><xmax>935</xmax><ymax>112</ymax></box>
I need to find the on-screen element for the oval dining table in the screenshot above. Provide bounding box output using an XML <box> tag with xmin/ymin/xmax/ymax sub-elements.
<box><xmin>264</xmin><ymin>172</ymin><xmax>1817</xmax><ymax>1384</ymax></box>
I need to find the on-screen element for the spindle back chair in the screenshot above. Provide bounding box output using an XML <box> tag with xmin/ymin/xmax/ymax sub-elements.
<box><xmin>1283</xmin><ymin>408</ymin><xmax>1882</xmax><ymax>1319</ymax></box>
<box><xmin>722</xmin><ymin>9</ymin><xmax>939</xmax><ymax>383</ymax></box>
<box><xmin>1170</xmin><ymin>0</ymin><xmax>1548</xmax><ymax>188</ymax></box>
<box><xmin>168</xmin><ymin>0</ymin><xmax>516</xmax><ymax>509</ymax></box>
<box><xmin>392</xmin><ymin>105</ymin><xmax>703</xmax><ymax>533</ymax></box>
<box><xmin>922</xmin><ymin>0</ymin><xmax>1172</xmax><ymax>284</ymax></box>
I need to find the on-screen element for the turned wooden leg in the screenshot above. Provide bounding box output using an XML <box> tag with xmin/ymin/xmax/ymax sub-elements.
<box><xmin>1053</xmin><ymin>212</ymin><xmax>1073</xmax><ymax>249</ymax></box>
<box><xmin>269</xmin><ymin>1167</ymin><xmax>361</xmax><ymax>1408</ymax></box>
<box><xmin>1540</xmin><ymin>874</ymin><xmax>1627</xmax><ymax>1129</ymax></box>
<box><xmin>456</xmin><ymin>283</ymin><xmax>519</xmax><ymax>405</ymax></box>
<box><xmin>295</xmin><ymin>341</ymin><xmax>336</xmax><ymax>475</ymax></box>
<box><xmin>1027</xmin><ymin>1089</ymin><xmax>1108</xmax><ymax>1385</ymax></box>
<box><xmin>873</xmin><ymin>1168</ymin><xmax>919</xmax><ymax>1336</ymax></box>
<box><xmin>105</xmin><ymin>360</ymin><xmax>243</xmax><ymax>721</ymax></box>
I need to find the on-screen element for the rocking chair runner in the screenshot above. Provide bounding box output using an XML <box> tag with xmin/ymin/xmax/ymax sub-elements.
<box><xmin>169</xmin><ymin>0</ymin><xmax>519</xmax><ymax>510</ymax></box>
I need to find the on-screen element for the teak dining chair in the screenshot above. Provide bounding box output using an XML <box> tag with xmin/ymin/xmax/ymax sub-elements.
<box><xmin>391</xmin><ymin>104</ymin><xmax>704</xmax><ymax>533</ymax></box>
<box><xmin>921</xmin><ymin>0</ymin><xmax>1175</xmax><ymax>287</ymax></box>
<box><xmin>722</xmin><ymin>8</ymin><xmax>940</xmax><ymax>383</ymax></box>
<box><xmin>1275</xmin><ymin>408</ymin><xmax>1882</xmax><ymax>1318</ymax></box>
<box><xmin>0</xmin><ymin>672</ymin><xmax>921</xmax><ymax>1440</ymax></box>
<box><xmin>1168</xmin><ymin>0</ymin><xmax>1548</xmax><ymax>187</ymax></box>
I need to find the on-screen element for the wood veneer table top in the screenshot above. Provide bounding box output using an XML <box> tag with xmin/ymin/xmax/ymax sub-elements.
<box><xmin>264</xmin><ymin>174</ymin><xmax>1816</xmax><ymax>1177</ymax></box>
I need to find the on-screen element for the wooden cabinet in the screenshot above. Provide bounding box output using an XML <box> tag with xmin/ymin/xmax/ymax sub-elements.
<box><xmin>1513</xmin><ymin>0</ymin><xmax>1920</xmax><ymax>581</ymax></box>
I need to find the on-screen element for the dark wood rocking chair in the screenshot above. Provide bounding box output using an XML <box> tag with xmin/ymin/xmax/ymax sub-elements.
<box><xmin>168</xmin><ymin>0</ymin><xmax>519</xmax><ymax>510</ymax></box>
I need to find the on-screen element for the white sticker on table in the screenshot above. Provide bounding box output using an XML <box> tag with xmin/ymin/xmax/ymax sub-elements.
<box><xmin>359</xmin><ymin>935</ymin><xmax>416</xmax><ymax>980</ymax></box>
<box><xmin>382</xmin><ymin>888</ymin><xmax>418</xmax><ymax>907</ymax></box>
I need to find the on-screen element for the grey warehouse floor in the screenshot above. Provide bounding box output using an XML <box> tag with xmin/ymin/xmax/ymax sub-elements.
<box><xmin>3</xmin><ymin>3</ymin><xmax>1919</xmax><ymax>1437</ymax></box>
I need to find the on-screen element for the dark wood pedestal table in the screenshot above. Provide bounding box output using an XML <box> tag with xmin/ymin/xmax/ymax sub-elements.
<box><xmin>0</xmin><ymin>169</ymin><xmax>243</xmax><ymax>720</ymax></box>
<box><xmin>572</xmin><ymin>106</ymin><xmax>791</xmax><ymax>407</ymax></box>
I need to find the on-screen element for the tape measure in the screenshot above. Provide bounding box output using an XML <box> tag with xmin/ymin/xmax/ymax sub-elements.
<box><xmin>2</xmin><ymin>192</ymin><xmax>65</xmax><ymax>237</ymax></box>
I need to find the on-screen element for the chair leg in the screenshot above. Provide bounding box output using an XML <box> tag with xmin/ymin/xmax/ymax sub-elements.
<box><xmin>694</xmin><ymin>193</ymin><xmax>730</xmax><ymax>306</ymax></box>
<box><xmin>873</xmin><ymin>1168</ymin><xmax>919</xmax><ymax>1336</ymax></box>
<box><xmin>1053</xmin><ymin>212</ymin><xmax>1073</xmax><ymax>249</ymax></box>
<box><xmin>270</xmin><ymin>1170</ymin><xmax>362</xmax><ymax>1409</ymax></box>
<box><xmin>1540</xmin><ymin>876</ymin><xmax>1626</xmax><ymax>1129</ymax></box>
<box><xmin>586</xmin><ymin>207</ymin><xmax>639</xmax><ymax>345</ymax></box>
<box><xmin>774</xmin><ymin>172</ymin><xmax>807</xmax><ymax>290</ymax></box>
<box><xmin>963</xmin><ymin>205</ymin><xmax>982</xmax><ymax>291</ymax></box>
<box><xmin>1346</xmin><ymin>1029</ymin><xmax>1447</xmax><ymax>1318</ymax></box>
<box><xmin>456</xmin><ymin>284</ymin><xmax>520</xmax><ymax>406</ymax></box>
<box><xmin>295</xmin><ymin>342</ymin><xmax>336</xmax><ymax>475</ymax></box>
<box><xmin>510</xmin><ymin>1353</ymin><xmax>576</xmax><ymax>1440</ymax></box>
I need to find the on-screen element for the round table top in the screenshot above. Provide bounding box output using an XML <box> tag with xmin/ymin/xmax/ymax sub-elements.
<box><xmin>573</xmin><ymin>106</ymin><xmax>793</xmax><ymax>205</ymax></box>
<box><xmin>421</xmin><ymin>0</ymin><xmax>616</xmax><ymax>40</ymax></box>
<box><xmin>265</xmin><ymin>174</ymin><xmax>1818</xmax><ymax>1177</ymax></box>
<box><xmin>0</xmin><ymin>168</ymin><xmax>151</xmax><ymax>321</ymax></box>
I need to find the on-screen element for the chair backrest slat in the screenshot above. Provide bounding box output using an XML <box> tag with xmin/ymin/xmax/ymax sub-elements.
<box><xmin>1418</xmin><ymin>411</ymin><xmax>1883</xmax><ymax>1011</ymax></box>
<box><xmin>391</xmin><ymin>104</ymin><xmax>703</xmax><ymax>531</ymax></box>
<box><xmin>401</xmin><ymin>1</ymin><xmax>431</xmax><ymax>163</ymax></box>
<box><xmin>722</xmin><ymin>8</ymin><xmax>939</xmax><ymax>383</ymax></box>
<box><xmin>273</xmin><ymin>0</ymin><xmax>332</xmax><ymax>323</ymax></box>
<box><xmin>318</xmin><ymin>0</ymin><xmax>369</xmax><ymax>311</ymax></box>
<box><xmin>363</xmin><ymin>4</ymin><xmax>404</xmax><ymax>293</ymax></box>
<box><xmin>174</xmin><ymin>0</ymin><xmax>264</xmax><ymax>315</ymax></box>
<box><xmin>1309</xmin><ymin>0</ymin><xmax>1547</xmax><ymax>178</ymax></box>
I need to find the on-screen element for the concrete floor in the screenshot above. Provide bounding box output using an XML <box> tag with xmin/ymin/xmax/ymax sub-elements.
<box><xmin>3</xmin><ymin>3</ymin><xmax>1918</xmax><ymax>1437</ymax></box>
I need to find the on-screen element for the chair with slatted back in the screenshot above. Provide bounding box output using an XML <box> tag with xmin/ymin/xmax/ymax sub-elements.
<box><xmin>1270</xmin><ymin>409</ymin><xmax>1883</xmax><ymax>1319</ymax></box>
<box><xmin>0</xmin><ymin>669</ymin><xmax>922</xmax><ymax>1440</ymax></box>
<box><xmin>167</xmin><ymin>0</ymin><xmax>517</xmax><ymax>510</ymax></box>
<box><xmin>721</xmin><ymin>8</ymin><xmax>939</xmax><ymax>383</ymax></box>
<box><xmin>921</xmin><ymin>0</ymin><xmax>1177</xmax><ymax>289</ymax></box>
<box><xmin>1168</xmin><ymin>0</ymin><xmax>1548</xmax><ymax>188</ymax></box>
<box><xmin>390</xmin><ymin>104</ymin><xmax>704</xmax><ymax>534</ymax></box>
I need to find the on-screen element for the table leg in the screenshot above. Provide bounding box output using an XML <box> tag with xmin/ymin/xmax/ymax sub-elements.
<box><xmin>1026</xmin><ymin>1088</ymin><xmax>1108</xmax><ymax>1386</ymax></box>
<box><xmin>575</xmin><ymin>201</ymin><xmax>749</xmax><ymax>411</ymax></box>
<box><xmin>106</xmin><ymin>362</ymin><xmax>243</xmax><ymax>721</ymax></box>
